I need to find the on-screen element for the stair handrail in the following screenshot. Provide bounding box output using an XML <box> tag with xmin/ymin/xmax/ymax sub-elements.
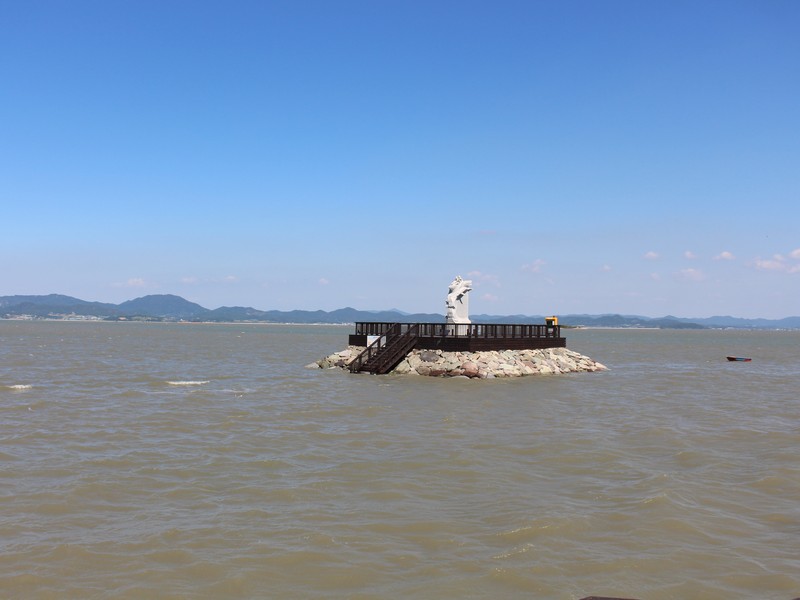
<box><xmin>349</xmin><ymin>323</ymin><xmax>400</xmax><ymax>373</ymax></box>
<box><xmin>369</xmin><ymin>323</ymin><xmax>420</xmax><ymax>374</ymax></box>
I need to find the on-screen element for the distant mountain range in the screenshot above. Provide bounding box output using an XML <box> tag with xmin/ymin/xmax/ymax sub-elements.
<box><xmin>1</xmin><ymin>294</ymin><xmax>799</xmax><ymax>329</ymax></box>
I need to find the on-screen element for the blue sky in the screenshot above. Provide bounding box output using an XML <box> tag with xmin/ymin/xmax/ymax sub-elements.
<box><xmin>2</xmin><ymin>1</ymin><xmax>798</xmax><ymax>318</ymax></box>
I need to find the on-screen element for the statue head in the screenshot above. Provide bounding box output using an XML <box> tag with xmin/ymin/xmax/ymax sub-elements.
<box><xmin>445</xmin><ymin>275</ymin><xmax>473</xmax><ymax>323</ymax></box>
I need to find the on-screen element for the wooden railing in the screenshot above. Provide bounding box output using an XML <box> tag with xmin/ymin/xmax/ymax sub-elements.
<box><xmin>353</xmin><ymin>322</ymin><xmax>561</xmax><ymax>340</ymax></box>
<box><xmin>348</xmin><ymin>322</ymin><xmax>564</xmax><ymax>372</ymax></box>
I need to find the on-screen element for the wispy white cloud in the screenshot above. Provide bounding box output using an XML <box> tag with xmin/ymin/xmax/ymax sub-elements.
<box><xmin>467</xmin><ymin>270</ymin><xmax>500</xmax><ymax>286</ymax></box>
<box><xmin>113</xmin><ymin>277</ymin><xmax>150</xmax><ymax>289</ymax></box>
<box><xmin>481</xmin><ymin>293</ymin><xmax>499</xmax><ymax>302</ymax></box>
<box><xmin>754</xmin><ymin>258</ymin><xmax>784</xmax><ymax>271</ymax></box>
<box><xmin>318</xmin><ymin>278</ymin><xmax>330</xmax><ymax>285</ymax></box>
<box><xmin>684</xmin><ymin>250</ymin><xmax>697</xmax><ymax>259</ymax></box>
<box><xmin>714</xmin><ymin>251</ymin><xmax>735</xmax><ymax>261</ymax></box>
<box><xmin>644</xmin><ymin>251</ymin><xmax>660</xmax><ymax>260</ymax></box>
<box><xmin>180</xmin><ymin>275</ymin><xmax>238</xmax><ymax>285</ymax></box>
<box><xmin>752</xmin><ymin>252</ymin><xmax>800</xmax><ymax>273</ymax></box>
<box><xmin>601</xmin><ymin>264</ymin><xmax>612</xmax><ymax>272</ymax></box>
<box><xmin>650</xmin><ymin>272</ymin><xmax>661</xmax><ymax>281</ymax></box>
<box><xmin>677</xmin><ymin>268</ymin><xmax>706</xmax><ymax>282</ymax></box>
<box><xmin>521</xmin><ymin>259</ymin><xmax>546</xmax><ymax>273</ymax></box>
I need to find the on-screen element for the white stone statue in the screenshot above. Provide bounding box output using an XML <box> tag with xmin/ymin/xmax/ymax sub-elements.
<box><xmin>445</xmin><ymin>275</ymin><xmax>473</xmax><ymax>324</ymax></box>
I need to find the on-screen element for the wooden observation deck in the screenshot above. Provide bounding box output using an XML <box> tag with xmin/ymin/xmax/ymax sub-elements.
<box><xmin>348</xmin><ymin>321</ymin><xmax>565</xmax><ymax>374</ymax></box>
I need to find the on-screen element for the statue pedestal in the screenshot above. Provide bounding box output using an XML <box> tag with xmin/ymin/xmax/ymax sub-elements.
<box><xmin>445</xmin><ymin>318</ymin><xmax>470</xmax><ymax>336</ymax></box>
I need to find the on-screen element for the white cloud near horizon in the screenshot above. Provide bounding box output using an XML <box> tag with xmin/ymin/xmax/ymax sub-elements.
<box><xmin>714</xmin><ymin>251</ymin><xmax>735</xmax><ymax>260</ymax></box>
<box><xmin>179</xmin><ymin>275</ymin><xmax>238</xmax><ymax>285</ymax></box>
<box><xmin>677</xmin><ymin>268</ymin><xmax>706</xmax><ymax>282</ymax></box>
<box><xmin>754</xmin><ymin>258</ymin><xmax>782</xmax><ymax>270</ymax></box>
<box><xmin>752</xmin><ymin>253</ymin><xmax>800</xmax><ymax>273</ymax></box>
<box><xmin>644</xmin><ymin>251</ymin><xmax>660</xmax><ymax>260</ymax></box>
<box><xmin>113</xmin><ymin>278</ymin><xmax>149</xmax><ymax>289</ymax></box>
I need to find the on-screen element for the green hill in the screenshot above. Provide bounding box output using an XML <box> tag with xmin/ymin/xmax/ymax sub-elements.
<box><xmin>2</xmin><ymin>293</ymin><xmax>797</xmax><ymax>328</ymax></box>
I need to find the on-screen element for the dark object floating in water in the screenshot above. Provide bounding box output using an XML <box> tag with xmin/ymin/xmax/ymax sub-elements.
<box><xmin>726</xmin><ymin>356</ymin><xmax>752</xmax><ymax>362</ymax></box>
<box><xmin>579</xmin><ymin>597</ymin><xmax>641</xmax><ymax>600</ymax></box>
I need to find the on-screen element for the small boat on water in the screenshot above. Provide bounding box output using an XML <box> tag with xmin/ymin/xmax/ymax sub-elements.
<box><xmin>726</xmin><ymin>356</ymin><xmax>752</xmax><ymax>362</ymax></box>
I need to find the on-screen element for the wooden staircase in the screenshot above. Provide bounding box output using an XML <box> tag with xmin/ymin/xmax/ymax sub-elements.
<box><xmin>349</xmin><ymin>324</ymin><xmax>420</xmax><ymax>374</ymax></box>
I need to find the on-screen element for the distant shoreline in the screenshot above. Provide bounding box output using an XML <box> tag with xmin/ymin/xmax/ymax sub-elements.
<box><xmin>2</xmin><ymin>294</ymin><xmax>798</xmax><ymax>329</ymax></box>
<box><xmin>0</xmin><ymin>317</ymin><xmax>353</xmax><ymax>326</ymax></box>
<box><xmin>3</xmin><ymin>318</ymin><xmax>799</xmax><ymax>332</ymax></box>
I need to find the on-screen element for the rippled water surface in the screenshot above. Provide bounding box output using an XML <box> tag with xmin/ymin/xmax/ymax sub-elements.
<box><xmin>1</xmin><ymin>321</ymin><xmax>799</xmax><ymax>599</ymax></box>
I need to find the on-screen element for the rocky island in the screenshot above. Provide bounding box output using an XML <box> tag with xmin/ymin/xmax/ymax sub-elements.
<box><xmin>310</xmin><ymin>345</ymin><xmax>606</xmax><ymax>378</ymax></box>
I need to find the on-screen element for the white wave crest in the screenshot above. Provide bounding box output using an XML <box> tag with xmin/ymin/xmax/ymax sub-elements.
<box><xmin>166</xmin><ymin>380</ymin><xmax>210</xmax><ymax>386</ymax></box>
<box><xmin>7</xmin><ymin>384</ymin><xmax>32</xmax><ymax>391</ymax></box>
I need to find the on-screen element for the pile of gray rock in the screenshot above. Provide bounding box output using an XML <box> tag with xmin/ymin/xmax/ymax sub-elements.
<box><xmin>310</xmin><ymin>346</ymin><xmax>606</xmax><ymax>378</ymax></box>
